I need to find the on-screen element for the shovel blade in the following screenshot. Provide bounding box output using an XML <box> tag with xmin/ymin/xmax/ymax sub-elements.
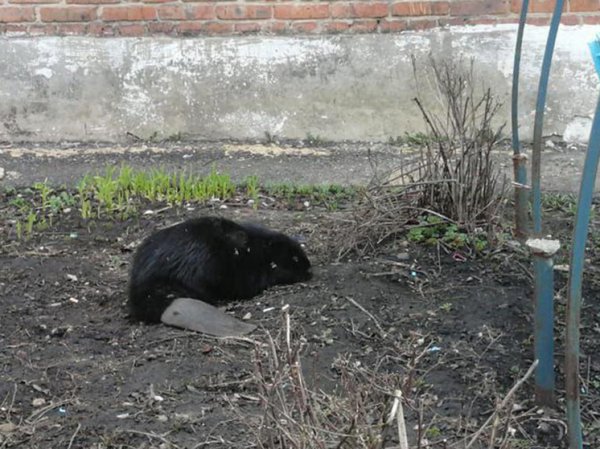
<box><xmin>161</xmin><ymin>297</ymin><xmax>256</xmax><ymax>337</ymax></box>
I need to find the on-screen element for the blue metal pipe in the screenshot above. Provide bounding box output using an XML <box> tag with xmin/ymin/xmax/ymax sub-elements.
<box><xmin>511</xmin><ymin>0</ymin><xmax>530</xmax><ymax>240</ymax></box>
<box><xmin>530</xmin><ymin>0</ymin><xmax>564</xmax><ymax>236</ymax></box>
<box><xmin>566</xmin><ymin>93</ymin><xmax>600</xmax><ymax>449</ymax></box>
<box><xmin>533</xmin><ymin>254</ymin><xmax>555</xmax><ymax>404</ymax></box>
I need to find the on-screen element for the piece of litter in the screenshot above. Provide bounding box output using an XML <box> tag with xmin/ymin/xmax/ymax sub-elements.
<box><xmin>0</xmin><ymin>422</ymin><xmax>18</xmax><ymax>433</ymax></box>
<box><xmin>263</xmin><ymin>307</ymin><xmax>275</xmax><ymax>313</ymax></box>
<box><xmin>68</xmin><ymin>297</ymin><xmax>79</xmax><ymax>304</ymax></box>
<box><xmin>48</xmin><ymin>302</ymin><xmax>62</xmax><ymax>307</ymax></box>
<box><xmin>66</xmin><ymin>274</ymin><xmax>78</xmax><ymax>282</ymax></box>
<box><xmin>427</xmin><ymin>346</ymin><xmax>442</xmax><ymax>353</ymax></box>
<box><xmin>32</xmin><ymin>398</ymin><xmax>45</xmax><ymax>407</ymax></box>
<box><xmin>526</xmin><ymin>238</ymin><xmax>561</xmax><ymax>256</ymax></box>
<box><xmin>303</xmin><ymin>201</ymin><xmax>310</xmax><ymax>208</ymax></box>
<box><xmin>242</xmin><ymin>313</ymin><xmax>252</xmax><ymax>320</ymax></box>
<box><xmin>452</xmin><ymin>252</ymin><xmax>467</xmax><ymax>262</ymax></box>
<box><xmin>116</xmin><ymin>413</ymin><xmax>130</xmax><ymax>419</ymax></box>
<box><xmin>554</xmin><ymin>264</ymin><xmax>569</xmax><ymax>272</ymax></box>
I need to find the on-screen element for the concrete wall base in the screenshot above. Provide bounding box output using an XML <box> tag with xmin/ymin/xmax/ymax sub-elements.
<box><xmin>1</xmin><ymin>25</ymin><xmax>598</xmax><ymax>143</ymax></box>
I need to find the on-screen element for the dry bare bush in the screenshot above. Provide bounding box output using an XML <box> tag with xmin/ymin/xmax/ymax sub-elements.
<box><xmin>231</xmin><ymin>311</ymin><xmax>540</xmax><ymax>449</ymax></box>
<box><xmin>233</xmin><ymin>310</ymin><xmax>423</xmax><ymax>449</ymax></box>
<box><xmin>331</xmin><ymin>57</ymin><xmax>507</xmax><ymax>260</ymax></box>
<box><xmin>411</xmin><ymin>57</ymin><xmax>507</xmax><ymax>231</ymax></box>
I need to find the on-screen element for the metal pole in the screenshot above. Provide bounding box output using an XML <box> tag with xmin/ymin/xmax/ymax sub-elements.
<box><xmin>511</xmin><ymin>0</ymin><xmax>530</xmax><ymax>241</ymax></box>
<box><xmin>565</xmin><ymin>94</ymin><xmax>600</xmax><ymax>449</ymax></box>
<box><xmin>530</xmin><ymin>0</ymin><xmax>564</xmax><ymax>236</ymax></box>
<box><xmin>527</xmin><ymin>0</ymin><xmax>563</xmax><ymax>408</ymax></box>
<box><xmin>527</xmin><ymin>239</ymin><xmax>560</xmax><ymax>405</ymax></box>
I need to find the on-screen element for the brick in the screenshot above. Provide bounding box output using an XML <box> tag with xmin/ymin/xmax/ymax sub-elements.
<box><xmin>148</xmin><ymin>21</ymin><xmax>174</xmax><ymax>32</ymax></box>
<box><xmin>4</xmin><ymin>23</ymin><xmax>28</xmax><ymax>34</ymax></box>
<box><xmin>234</xmin><ymin>21</ymin><xmax>263</xmax><ymax>33</ymax></box>
<box><xmin>569</xmin><ymin>0</ymin><xmax>599</xmax><ymax>12</ymax></box>
<box><xmin>0</xmin><ymin>6</ymin><xmax>34</xmax><ymax>22</ymax></box>
<box><xmin>216</xmin><ymin>4</ymin><xmax>271</xmax><ymax>19</ymax></box>
<box><xmin>511</xmin><ymin>0</ymin><xmax>566</xmax><ymax>13</ymax></box>
<box><xmin>324</xmin><ymin>20</ymin><xmax>351</xmax><ymax>32</ymax></box>
<box><xmin>142</xmin><ymin>0</ymin><xmax>176</xmax><ymax>3</ymax></box>
<box><xmin>101</xmin><ymin>5</ymin><xmax>157</xmax><ymax>21</ymax></box>
<box><xmin>88</xmin><ymin>22</ymin><xmax>115</xmax><ymax>34</ymax></box>
<box><xmin>157</xmin><ymin>5</ymin><xmax>186</xmax><ymax>19</ymax></box>
<box><xmin>204</xmin><ymin>21</ymin><xmax>233</xmax><ymax>33</ymax></box>
<box><xmin>405</xmin><ymin>17</ymin><xmax>438</xmax><ymax>29</ymax></box>
<box><xmin>9</xmin><ymin>0</ymin><xmax>59</xmax><ymax>5</ymax></box>
<box><xmin>273</xmin><ymin>4</ymin><xmax>328</xmax><ymax>19</ymax></box>
<box><xmin>450</xmin><ymin>0</ymin><xmax>509</xmax><ymax>16</ymax></box>
<box><xmin>330</xmin><ymin>2</ymin><xmax>389</xmax><ymax>18</ymax></box>
<box><xmin>27</xmin><ymin>23</ymin><xmax>56</xmax><ymax>34</ymax></box>
<box><xmin>188</xmin><ymin>4</ymin><xmax>215</xmax><ymax>19</ymax></box>
<box><xmin>40</xmin><ymin>6</ymin><xmax>96</xmax><ymax>22</ymax></box>
<box><xmin>561</xmin><ymin>14</ymin><xmax>580</xmax><ymax>24</ymax></box>
<box><xmin>175</xmin><ymin>21</ymin><xmax>204</xmax><ymax>35</ymax></box>
<box><xmin>582</xmin><ymin>14</ymin><xmax>600</xmax><ymax>24</ymax></box>
<box><xmin>379</xmin><ymin>18</ymin><xmax>407</xmax><ymax>31</ymax></box>
<box><xmin>440</xmin><ymin>16</ymin><xmax>496</xmax><ymax>25</ymax></box>
<box><xmin>290</xmin><ymin>20</ymin><xmax>319</xmax><ymax>32</ymax></box>
<box><xmin>525</xmin><ymin>16</ymin><xmax>550</xmax><ymax>25</ymax></box>
<box><xmin>349</xmin><ymin>19</ymin><xmax>378</xmax><ymax>31</ymax></box>
<box><xmin>66</xmin><ymin>0</ymin><xmax>119</xmax><ymax>4</ymax></box>
<box><xmin>391</xmin><ymin>2</ymin><xmax>449</xmax><ymax>16</ymax></box>
<box><xmin>263</xmin><ymin>21</ymin><xmax>286</xmax><ymax>32</ymax></box>
<box><xmin>56</xmin><ymin>23</ymin><xmax>87</xmax><ymax>34</ymax></box>
<box><xmin>116</xmin><ymin>23</ymin><xmax>146</xmax><ymax>35</ymax></box>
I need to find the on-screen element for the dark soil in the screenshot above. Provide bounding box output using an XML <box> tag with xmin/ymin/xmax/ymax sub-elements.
<box><xmin>1</xmin><ymin>189</ymin><xmax>600</xmax><ymax>449</ymax></box>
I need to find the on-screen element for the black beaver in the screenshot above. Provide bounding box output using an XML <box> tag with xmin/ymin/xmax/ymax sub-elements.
<box><xmin>128</xmin><ymin>216</ymin><xmax>312</xmax><ymax>323</ymax></box>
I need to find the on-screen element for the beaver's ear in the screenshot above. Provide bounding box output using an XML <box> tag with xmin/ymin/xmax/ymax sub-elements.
<box><xmin>225</xmin><ymin>229</ymin><xmax>249</xmax><ymax>248</ymax></box>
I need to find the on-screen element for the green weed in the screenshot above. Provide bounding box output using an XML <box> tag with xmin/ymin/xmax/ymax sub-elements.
<box><xmin>305</xmin><ymin>132</ymin><xmax>324</xmax><ymax>146</ymax></box>
<box><xmin>33</xmin><ymin>180</ymin><xmax>52</xmax><ymax>213</ymax></box>
<box><xmin>245</xmin><ymin>175</ymin><xmax>260</xmax><ymax>207</ymax></box>
<box><xmin>74</xmin><ymin>164</ymin><xmax>239</xmax><ymax>219</ymax></box>
<box><xmin>25</xmin><ymin>212</ymin><xmax>36</xmax><ymax>238</ymax></box>
<box><xmin>408</xmin><ymin>214</ymin><xmax>488</xmax><ymax>252</ymax></box>
<box><xmin>9</xmin><ymin>196</ymin><xmax>30</xmax><ymax>212</ymax></box>
<box><xmin>388</xmin><ymin>132</ymin><xmax>433</xmax><ymax>146</ymax></box>
<box><xmin>15</xmin><ymin>220</ymin><xmax>22</xmax><ymax>240</ymax></box>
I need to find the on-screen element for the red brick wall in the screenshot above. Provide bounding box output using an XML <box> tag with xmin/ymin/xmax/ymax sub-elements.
<box><xmin>0</xmin><ymin>0</ymin><xmax>598</xmax><ymax>36</ymax></box>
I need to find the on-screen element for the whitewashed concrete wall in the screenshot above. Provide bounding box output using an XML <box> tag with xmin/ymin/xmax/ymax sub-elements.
<box><xmin>0</xmin><ymin>24</ymin><xmax>598</xmax><ymax>143</ymax></box>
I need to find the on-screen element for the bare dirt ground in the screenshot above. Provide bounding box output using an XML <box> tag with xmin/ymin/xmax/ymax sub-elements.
<box><xmin>1</xmin><ymin>142</ymin><xmax>600</xmax><ymax>448</ymax></box>
<box><xmin>0</xmin><ymin>138</ymin><xmax>596</xmax><ymax>193</ymax></box>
